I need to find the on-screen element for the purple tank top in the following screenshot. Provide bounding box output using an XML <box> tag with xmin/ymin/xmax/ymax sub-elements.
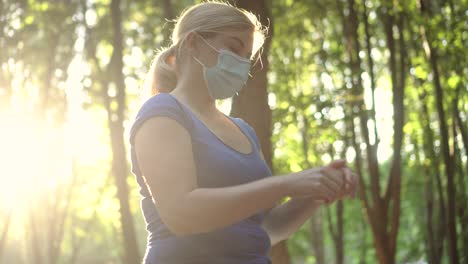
<box><xmin>129</xmin><ymin>93</ymin><xmax>273</xmax><ymax>263</ymax></box>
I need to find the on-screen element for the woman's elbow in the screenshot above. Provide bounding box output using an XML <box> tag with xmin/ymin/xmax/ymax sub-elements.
<box><xmin>159</xmin><ymin>206</ymin><xmax>210</xmax><ymax>237</ymax></box>
<box><xmin>159</xmin><ymin>208</ymin><xmax>194</xmax><ymax>236</ymax></box>
<box><xmin>268</xmin><ymin>232</ymin><xmax>286</xmax><ymax>247</ymax></box>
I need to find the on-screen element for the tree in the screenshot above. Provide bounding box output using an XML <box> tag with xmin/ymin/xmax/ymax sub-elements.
<box><xmin>417</xmin><ymin>1</ymin><xmax>459</xmax><ymax>262</ymax></box>
<box><xmin>107</xmin><ymin>0</ymin><xmax>141</xmax><ymax>262</ymax></box>
<box><xmin>337</xmin><ymin>0</ymin><xmax>406</xmax><ymax>262</ymax></box>
<box><xmin>229</xmin><ymin>1</ymin><xmax>294</xmax><ymax>263</ymax></box>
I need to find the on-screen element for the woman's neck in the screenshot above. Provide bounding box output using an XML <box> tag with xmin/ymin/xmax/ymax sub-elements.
<box><xmin>170</xmin><ymin>76</ymin><xmax>219</xmax><ymax>117</ymax></box>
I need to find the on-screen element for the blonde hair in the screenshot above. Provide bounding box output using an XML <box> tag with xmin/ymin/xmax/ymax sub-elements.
<box><xmin>141</xmin><ymin>1</ymin><xmax>267</xmax><ymax>98</ymax></box>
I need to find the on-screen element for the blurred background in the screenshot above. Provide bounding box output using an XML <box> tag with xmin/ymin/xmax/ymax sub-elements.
<box><xmin>0</xmin><ymin>0</ymin><xmax>466</xmax><ymax>263</ymax></box>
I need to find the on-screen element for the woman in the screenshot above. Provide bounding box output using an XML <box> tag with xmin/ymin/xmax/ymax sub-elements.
<box><xmin>130</xmin><ymin>2</ymin><xmax>358</xmax><ymax>263</ymax></box>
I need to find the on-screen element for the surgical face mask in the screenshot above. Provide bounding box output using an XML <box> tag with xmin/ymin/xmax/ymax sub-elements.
<box><xmin>193</xmin><ymin>35</ymin><xmax>251</xmax><ymax>100</ymax></box>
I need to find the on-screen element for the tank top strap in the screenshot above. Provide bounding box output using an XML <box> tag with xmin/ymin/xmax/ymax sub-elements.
<box><xmin>231</xmin><ymin>117</ymin><xmax>261</xmax><ymax>152</ymax></box>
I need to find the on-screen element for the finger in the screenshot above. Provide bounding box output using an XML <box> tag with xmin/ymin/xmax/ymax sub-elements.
<box><xmin>343</xmin><ymin>168</ymin><xmax>353</xmax><ymax>193</ymax></box>
<box><xmin>328</xmin><ymin>159</ymin><xmax>346</xmax><ymax>169</ymax></box>
<box><xmin>320</xmin><ymin>167</ymin><xmax>343</xmax><ymax>195</ymax></box>
<box><xmin>341</xmin><ymin>168</ymin><xmax>350</xmax><ymax>187</ymax></box>
<box><xmin>346</xmin><ymin>172</ymin><xmax>357</xmax><ymax>198</ymax></box>
<box><xmin>316</xmin><ymin>176</ymin><xmax>338</xmax><ymax>203</ymax></box>
<box><xmin>320</xmin><ymin>168</ymin><xmax>342</xmax><ymax>193</ymax></box>
<box><xmin>319</xmin><ymin>184</ymin><xmax>336</xmax><ymax>203</ymax></box>
<box><xmin>332</xmin><ymin>168</ymin><xmax>349</xmax><ymax>199</ymax></box>
<box><xmin>321</xmin><ymin>168</ymin><xmax>347</xmax><ymax>201</ymax></box>
<box><xmin>324</xmin><ymin>167</ymin><xmax>345</xmax><ymax>194</ymax></box>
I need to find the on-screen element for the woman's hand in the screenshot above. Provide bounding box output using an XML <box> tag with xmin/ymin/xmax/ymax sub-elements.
<box><xmin>342</xmin><ymin>166</ymin><xmax>359</xmax><ymax>198</ymax></box>
<box><xmin>282</xmin><ymin>160</ymin><xmax>345</xmax><ymax>201</ymax></box>
<box><xmin>320</xmin><ymin>164</ymin><xmax>358</xmax><ymax>203</ymax></box>
<box><xmin>282</xmin><ymin>159</ymin><xmax>358</xmax><ymax>203</ymax></box>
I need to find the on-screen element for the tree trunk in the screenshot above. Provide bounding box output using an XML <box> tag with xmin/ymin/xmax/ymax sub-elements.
<box><xmin>0</xmin><ymin>210</ymin><xmax>12</xmax><ymax>261</ymax></box>
<box><xmin>300</xmin><ymin>114</ymin><xmax>325</xmax><ymax>264</ymax></box>
<box><xmin>336</xmin><ymin>202</ymin><xmax>344</xmax><ymax>264</ymax></box>
<box><xmin>453</xmin><ymin>88</ymin><xmax>468</xmax><ymax>154</ymax></box>
<box><xmin>108</xmin><ymin>0</ymin><xmax>140</xmax><ymax>262</ymax></box>
<box><xmin>362</xmin><ymin>0</ymin><xmax>379</xmax><ymax>149</ymax></box>
<box><xmin>230</xmin><ymin>1</ymin><xmax>289</xmax><ymax>263</ymax></box>
<box><xmin>230</xmin><ymin>0</ymin><xmax>273</xmax><ymax>167</ymax></box>
<box><xmin>418</xmin><ymin>1</ymin><xmax>459</xmax><ymax>261</ymax></box>
<box><xmin>338</xmin><ymin>0</ymin><xmax>406</xmax><ymax>262</ymax></box>
<box><xmin>452</xmin><ymin>105</ymin><xmax>468</xmax><ymax>260</ymax></box>
<box><xmin>0</xmin><ymin>0</ymin><xmax>8</xmax><ymax>112</ymax></box>
<box><xmin>28</xmin><ymin>205</ymin><xmax>43</xmax><ymax>264</ymax></box>
<box><xmin>427</xmin><ymin>32</ymin><xmax>459</xmax><ymax>264</ymax></box>
<box><xmin>416</xmin><ymin>79</ymin><xmax>446</xmax><ymax>264</ymax></box>
<box><xmin>327</xmin><ymin>201</ymin><xmax>344</xmax><ymax>264</ymax></box>
<box><xmin>310</xmin><ymin>210</ymin><xmax>325</xmax><ymax>264</ymax></box>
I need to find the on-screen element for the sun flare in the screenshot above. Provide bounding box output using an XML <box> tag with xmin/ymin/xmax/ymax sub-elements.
<box><xmin>0</xmin><ymin>110</ymin><xmax>72</xmax><ymax>211</ymax></box>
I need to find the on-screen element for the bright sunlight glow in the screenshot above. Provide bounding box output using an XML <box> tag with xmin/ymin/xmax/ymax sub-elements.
<box><xmin>0</xmin><ymin>110</ymin><xmax>69</xmax><ymax>211</ymax></box>
<box><xmin>0</xmin><ymin>54</ymin><xmax>109</xmax><ymax>214</ymax></box>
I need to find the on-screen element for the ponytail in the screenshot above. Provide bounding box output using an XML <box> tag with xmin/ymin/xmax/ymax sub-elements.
<box><xmin>142</xmin><ymin>45</ymin><xmax>178</xmax><ymax>98</ymax></box>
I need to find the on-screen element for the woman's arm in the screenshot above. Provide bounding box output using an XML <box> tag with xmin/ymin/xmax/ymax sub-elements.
<box><xmin>135</xmin><ymin>117</ymin><xmax>289</xmax><ymax>236</ymax></box>
<box><xmin>261</xmin><ymin>196</ymin><xmax>323</xmax><ymax>246</ymax></box>
<box><xmin>255</xmin><ymin>148</ymin><xmax>354</xmax><ymax>246</ymax></box>
<box><xmin>135</xmin><ymin>117</ymin><xmax>348</xmax><ymax>237</ymax></box>
<box><xmin>262</xmin><ymin>171</ymin><xmax>355</xmax><ymax>246</ymax></box>
<box><xmin>255</xmin><ymin>147</ymin><xmax>322</xmax><ymax>245</ymax></box>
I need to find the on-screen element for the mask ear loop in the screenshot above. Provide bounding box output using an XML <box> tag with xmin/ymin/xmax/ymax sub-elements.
<box><xmin>192</xmin><ymin>55</ymin><xmax>205</xmax><ymax>67</ymax></box>
<box><xmin>195</xmin><ymin>32</ymin><xmax>221</xmax><ymax>53</ymax></box>
<box><xmin>193</xmin><ymin>31</ymin><xmax>253</xmax><ymax>83</ymax></box>
<box><xmin>191</xmin><ymin>31</ymin><xmax>222</xmax><ymax>70</ymax></box>
<box><xmin>196</xmin><ymin>31</ymin><xmax>252</xmax><ymax>65</ymax></box>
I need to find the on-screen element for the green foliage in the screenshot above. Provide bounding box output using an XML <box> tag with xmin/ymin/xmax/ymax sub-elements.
<box><xmin>0</xmin><ymin>0</ymin><xmax>466</xmax><ymax>263</ymax></box>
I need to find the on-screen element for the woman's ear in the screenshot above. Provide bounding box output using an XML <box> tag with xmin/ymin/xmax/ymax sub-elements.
<box><xmin>173</xmin><ymin>32</ymin><xmax>197</xmax><ymax>68</ymax></box>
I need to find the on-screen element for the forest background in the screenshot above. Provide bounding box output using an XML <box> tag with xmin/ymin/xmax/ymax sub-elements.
<box><xmin>0</xmin><ymin>0</ymin><xmax>466</xmax><ymax>263</ymax></box>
